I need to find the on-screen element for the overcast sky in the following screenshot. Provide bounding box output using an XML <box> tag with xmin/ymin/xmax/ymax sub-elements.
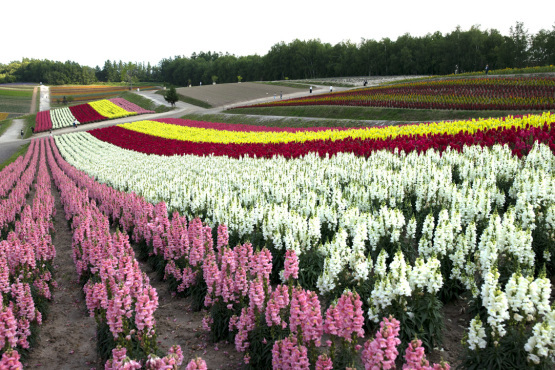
<box><xmin>3</xmin><ymin>0</ymin><xmax>553</xmax><ymax>68</ymax></box>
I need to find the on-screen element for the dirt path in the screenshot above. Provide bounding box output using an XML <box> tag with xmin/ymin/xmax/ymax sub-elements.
<box><xmin>24</xmin><ymin>170</ymin><xmax>99</xmax><ymax>369</ymax></box>
<box><xmin>30</xmin><ymin>87</ymin><xmax>38</xmax><ymax>114</ymax></box>
<box><xmin>137</xmin><ymin>261</ymin><xmax>240</xmax><ymax>369</ymax></box>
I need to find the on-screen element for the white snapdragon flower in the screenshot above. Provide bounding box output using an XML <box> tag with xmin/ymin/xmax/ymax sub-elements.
<box><xmin>467</xmin><ymin>315</ymin><xmax>487</xmax><ymax>351</ymax></box>
<box><xmin>418</xmin><ymin>212</ymin><xmax>435</xmax><ymax>258</ymax></box>
<box><xmin>524</xmin><ymin>309</ymin><xmax>555</xmax><ymax>364</ymax></box>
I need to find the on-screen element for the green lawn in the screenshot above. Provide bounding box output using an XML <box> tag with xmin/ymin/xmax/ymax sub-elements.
<box><xmin>0</xmin><ymin>86</ymin><xmax>34</xmax><ymax>114</ymax></box>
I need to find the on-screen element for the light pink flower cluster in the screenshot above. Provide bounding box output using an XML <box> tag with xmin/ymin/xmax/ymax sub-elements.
<box><xmin>0</xmin><ymin>348</ymin><xmax>23</xmax><ymax>369</ymax></box>
<box><xmin>283</xmin><ymin>249</ymin><xmax>299</xmax><ymax>281</ymax></box>
<box><xmin>362</xmin><ymin>316</ymin><xmax>401</xmax><ymax>370</ymax></box>
<box><xmin>265</xmin><ymin>284</ymin><xmax>290</xmax><ymax>328</ymax></box>
<box><xmin>403</xmin><ymin>338</ymin><xmax>451</xmax><ymax>370</ymax></box>
<box><xmin>315</xmin><ymin>354</ymin><xmax>333</xmax><ymax>370</ymax></box>
<box><xmin>272</xmin><ymin>336</ymin><xmax>310</xmax><ymax>369</ymax></box>
<box><xmin>105</xmin><ymin>346</ymin><xmax>141</xmax><ymax>370</ymax></box>
<box><xmin>185</xmin><ymin>357</ymin><xmax>208</xmax><ymax>370</ymax></box>
<box><xmin>289</xmin><ymin>287</ymin><xmax>323</xmax><ymax>346</ymax></box>
<box><xmin>233</xmin><ymin>307</ymin><xmax>256</xmax><ymax>352</ymax></box>
<box><xmin>324</xmin><ymin>289</ymin><xmax>365</xmax><ymax>342</ymax></box>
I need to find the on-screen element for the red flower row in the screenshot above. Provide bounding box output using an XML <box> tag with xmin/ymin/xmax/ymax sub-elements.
<box><xmin>69</xmin><ymin>103</ymin><xmax>107</xmax><ymax>123</ymax></box>
<box><xmin>90</xmin><ymin>120</ymin><xmax>555</xmax><ymax>159</ymax></box>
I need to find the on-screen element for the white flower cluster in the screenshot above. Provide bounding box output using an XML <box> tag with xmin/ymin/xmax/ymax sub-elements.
<box><xmin>367</xmin><ymin>250</ymin><xmax>443</xmax><ymax>322</ymax></box>
<box><xmin>467</xmin><ymin>315</ymin><xmax>487</xmax><ymax>351</ymax></box>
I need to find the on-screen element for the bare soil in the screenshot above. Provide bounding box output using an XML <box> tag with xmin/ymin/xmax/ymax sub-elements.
<box><xmin>176</xmin><ymin>82</ymin><xmax>308</xmax><ymax>109</ymax></box>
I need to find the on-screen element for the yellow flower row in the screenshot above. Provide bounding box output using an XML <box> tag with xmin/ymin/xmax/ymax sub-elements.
<box><xmin>119</xmin><ymin>112</ymin><xmax>555</xmax><ymax>145</ymax></box>
<box><xmin>89</xmin><ymin>100</ymin><xmax>136</xmax><ymax>119</ymax></box>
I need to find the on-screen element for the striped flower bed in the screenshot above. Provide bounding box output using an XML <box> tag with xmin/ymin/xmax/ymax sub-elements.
<box><xmin>34</xmin><ymin>98</ymin><xmax>154</xmax><ymax>133</ymax></box>
<box><xmin>89</xmin><ymin>113</ymin><xmax>555</xmax><ymax>158</ymax></box>
<box><xmin>237</xmin><ymin>76</ymin><xmax>555</xmax><ymax>111</ymax></box>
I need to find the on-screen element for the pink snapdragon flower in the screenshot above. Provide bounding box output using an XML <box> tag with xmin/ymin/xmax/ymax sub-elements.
<box><xmin>185</xmin><ymin>357</ymin><xmax>208</xmax><ymax>370</ymax></box>
<box><xmin>362</xmin><ymin>316</ymin><xmax>401</xmax><ymax>370</ymax></box>
<box><xmin>315</xmin><ymin>354</ymin><xmax>333</xmax><ymax>370</ymax></box>
<box><xmin>272</xmin><ymin>336</ymin><xmax>310</xmax><ymax>369</ymax></box>
<box><xmin>283</xmin><ymin>249</ymin><xmax>299</xmax><ymax>281</ymax></box>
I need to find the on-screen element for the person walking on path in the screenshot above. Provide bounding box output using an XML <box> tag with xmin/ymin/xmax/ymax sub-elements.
<box><xmin>73</xmin><ymin>119</ymin><xmax>78</xmax><ymax>128</ymax></box>
<box><xmin>485</xmin><ymin>64</ymin><xmax>489</xmax><ymax>75</ymax></box>
<box><xmin>329</xmin><ymin>86</ymin><xmax>333</xmax><ymax>93</ymax></box>
<box><xmin>280</xmin><ymin>91</ymin><xmax>282</xmax><ymax>99</ymax></box>
<box><xmin>310</xmin><ymin>86</ymin><xmax>313</xmax><ymax>94</ymax></box>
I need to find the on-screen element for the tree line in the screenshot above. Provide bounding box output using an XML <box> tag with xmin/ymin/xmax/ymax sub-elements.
<box><xmin>0</xmin><ymin>59</ymin><xmax>161</xmax><ymax>85</ymax></box>
<box><xmin>1</xmin><ymin>23</ymin><xmax>554</xmax><ymax>86</ymax></box>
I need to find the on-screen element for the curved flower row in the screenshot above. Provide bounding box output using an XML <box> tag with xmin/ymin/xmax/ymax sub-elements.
<box><xmin>239</xmin><ymin>76</ymin><xmax>555</xmax><ymax>111</ymax></box>
<box><xmin>0</xmin><ymin>138</ymin><xmax>56</xmax><ymax>366</ymax></box>
<box><xmin>44</xmin><ymin>137</ymin><xmax>183</xmax><ymax>368</ymax></box>
<box><xmin>90</xmin><ymin>114</ymin><xmax>555</xmax><ymax>159</ymax></box>
<box><xmin>34</xmin><ymin>98</ymin><xmax>153</xmax><ymax>133</ymax></box>
<box><xmin>116</xmin><ymin>113</ymin><xmax>555</xmax><ymax>147</ymax></box>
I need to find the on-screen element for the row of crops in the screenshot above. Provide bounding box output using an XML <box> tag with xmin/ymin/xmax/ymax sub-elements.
<box><xmin>48</xmin><ymin>112</ymin><xmax>555</xmax><ymax>368</ymax></box>
<box><xmin>238</xmin><ymin>76</ymin><xmax>555</xmax><ymax>111</ymax></box>
<box><xmin>0</xmin><ymin>137</ymin><xmax>186</xmax><ymax>368</ymax></box>
<box><xmin>34</xmin><ymin>98</ymin><xmax>154</xmax><ymax>132</ymax></box>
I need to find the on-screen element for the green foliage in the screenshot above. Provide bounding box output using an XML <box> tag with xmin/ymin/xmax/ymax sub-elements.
<box><xmin>163</xmin><ymin>86</ymin><xmax>179</xmax><ymax>107</ymax></box>
<box><xmin>460</xmin><ymin>325</ymin><xmax>554</xmax><ymax>370</ymax></box>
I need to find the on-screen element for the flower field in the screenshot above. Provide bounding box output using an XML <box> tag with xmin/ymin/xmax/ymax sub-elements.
<box><xmin>42</xmin><ymin>111</ymin><xmax>555</xmax><ymax>368</ymax></box>
<box><xmin>3</xmin><ymin>105</ymin><xmax>555</xmax><ymax>367</ymax></box>
<box><xmin>34</xmin><ymin>98</ymin><xmax>154</xmax><ymax>133</ymax></box>
<box><xmin>236</xmin><ymin>76</ymin><xmax>555</xmax><ymax>111</ymax></box>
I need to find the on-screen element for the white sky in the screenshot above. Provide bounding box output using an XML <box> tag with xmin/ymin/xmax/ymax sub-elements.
<box><xmin>3</xmin><ymin>0</ymin><xmax>554</xmax><ymax>68</ymax></box>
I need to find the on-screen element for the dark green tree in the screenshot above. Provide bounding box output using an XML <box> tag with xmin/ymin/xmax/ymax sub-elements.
<box><xmin>164</xmin><ymin>86</ymin><xmax>178</xmax><ymax>107</ymax></box>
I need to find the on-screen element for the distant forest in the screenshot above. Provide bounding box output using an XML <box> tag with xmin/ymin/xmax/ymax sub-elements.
<box><xmin>1</xmin><ymin>23</ymin><xmax>554</xmax><ymax>86</ymax></box>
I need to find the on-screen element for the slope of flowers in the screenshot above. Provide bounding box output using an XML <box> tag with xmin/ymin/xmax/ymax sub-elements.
<box><xmin>237</xmin><ymin>76</ymin><xmax>555</xmax><ymax>111</ymax></box>
<box><xmin>52</xmin><ymin>111</ymin><xmax>555</xmax><ymax>368</ymax></box>
<box><xmin>34</xmin><ymin>98</ymin><xmax>153</xmax><ymax>133</ymax></box>
<box><xmin>90</xmin><ymin>113</ymin><xmax>555</xmax><ymax>159</ymax></box>
<box><xmin>0</xmin><ymin>138</ymin><xmax>57</xmax><ymax>367</ymax></box>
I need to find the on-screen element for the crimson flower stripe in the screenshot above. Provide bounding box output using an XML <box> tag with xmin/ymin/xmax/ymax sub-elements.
<box><xmin>90</xmin><ymin>120</ymin><xmax>555</xmax><ymax>159</ymax></box>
